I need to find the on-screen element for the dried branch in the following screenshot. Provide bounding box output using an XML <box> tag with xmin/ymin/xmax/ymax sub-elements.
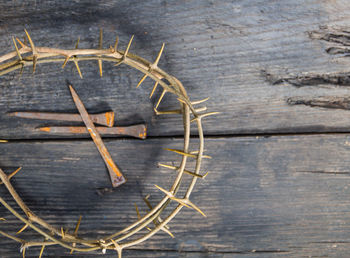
<box><xmin>0</xmin><ymin>29</ymin><xmax>217</xmax><ymax>257</ymax></box>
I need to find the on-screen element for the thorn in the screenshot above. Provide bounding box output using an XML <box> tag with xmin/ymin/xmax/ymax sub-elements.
<box><xmin>190</xmin><ymin>112</ymin><xmax>220</xmax><ymax>123</ymax></box>
<box><xmin>158</xmin><ymin>163</ymin><xmax>209</xmax><ymax>178</ymax></box>
<box><xmin>73</xmin><ymin>59</ymin><xmax>83</xmax><ymax>78</ymax></box>
<box><xmin>32</xmin><ymin>55</ymin><xmax>37</xmax><ymax>73</ymax></box>
<box><xmin>149</xmin><ymin>82</ymin><xmax>159</xmax><ymax>98</ymax></box>
<box><xmin>134</xmin><ymin>203</ymin><xmax>141</xmax><ymax>220</ymax></box>
<box><xmin>191</xmin><ymin>97</ymin><xmax>210</xmax><ymax>105</ymax></box>
<box><xmin>73</xmin><ymin>215</ymin><xmax>82</xmax><ymax>236</ymax></box>
<box><xmin>0</xmin><ymin>218</ymin><xmax>5</xmax><ymax>221</ymax></box>
<box><xmin>0</xmin><ymin>167</ymin><xmax>22</xmax><ymax>185</ymax></box>
<box><xmin>155</xmin><ymin>90</ymin><xmax>167</xmax><ymax>110</ymax></box>
<box><xmin>71</xmin><ymin>38</ymin><xmax>83</xmax><ymax>78</ymax></box>
<box><xmin>62</xmin><ymin>55</ymin><xmax>71</xmax><ymax>68</ymax></box>
<box><xmin>70</xmin><ymin>215</ymin><xmax>82</xmax><ymax>254</ymax></box>
<box><xmin>24</xmin><ymin>29</ymin><xmax>37</xmax><ymax>73</ymax></box>
<box><xmin>22</xmin><ymin>246</ymin><xmax>26</xmax><ymax>258</ymax></box>
<box><xmin>75</xmin><ymin>37</ymin><xmax>80</xmax><ymax>49</ymax></box>
<box><xmin>16</xmin><ymin>224</ymin><xmax>29</xmax><ymax>234</ymax></box>
<box><xmin>12</xmin><ymin>37</ymin><xmax>22</xmax><ymax>60</ymax></box>
<box><xmin>61</xmin><ymin>227</ymin><xmax>65</xmax><ymax>239</ymax></box>
<box><xmin>16</xmin><ymin>38</ymin><xmax>26</xmax><ymax>48</ymax></box>
<box><xmin>113</xmin><ymin>36</ymin><xmax>119</xmax><ymax>52</ymax></box>
<box><xmin>19</xmin><ymin>65</ymin><xmax>24</xmax><ymax>77</ymax></box>
<box><xmin>154</xmin><ymin>185</ymin><xmax>206</xmax><ymax>217</ymax></box>
<box><xmin>142</xmin><ymin>196</ymin><xmax>173</xmax><ymax>237</ymax></box>
<box><xmin>99</xmin><ymin>28</ymin><xmax>103</xmax><ymax>49</ymax></box>
<box><xmin>23</xmin><ymin>36</ymin><xmax>28</xmax><ymax>46</ymax></box>
<box><xmin>98</xmin><ymin>29</ymin><xmax>103</xmax><ymax>77</ymax></box>
<box><xmin>114</xmin><ymin>60</ymin><xmax>123</xmax><ymax>67</ymax></box>
<box><xmin>39</xmin><ymin>244</ymin><xmax>45</xmax><ymax>258</ymax></box>
<box><xmin>24</xmin><ymin>29</ymin><xmax>35</xmax><ymax>52</ymax></box>
<box><xmin>154</xmin><ymin>109</ymin><xmax>182</xmax><ymax>115</ymax></box>
<box><xmin>136</xmin><ymin>74</ymin><xmax>148</xmax><ymax>88</ymax></box>
<box><xmin>152</xmin><ymin>43</ymin><xmax>165</xmax><ymax>68</ymax></box>
<box><xmin>164</xmin><ymin>148</ymin><xmax>212</xmax><ymax>159</ymax></box>
<box><xmin>134</xmin><ymin>203</ymin><xmax>152</xmax><ymax>231</ymax></box>
<box><xmin>124</xmin><ymin>35</ymin><xmax>134</xmax><ymax>59</ymax></box>
<box><xmin>0</xmin><ymin>140</ymin><xmax>7</xmax><ymax>143</ymax></box>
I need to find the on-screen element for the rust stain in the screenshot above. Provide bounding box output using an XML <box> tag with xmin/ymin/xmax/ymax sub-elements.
<box><xmin>105</xmin><ymin>111</ymin><xmax>115</xmax><ymax>127</ymax></box>
<box><xmin>39</xmin><ymin>127</ymin><xmax>51</xmax><ymax>132</ymax></box>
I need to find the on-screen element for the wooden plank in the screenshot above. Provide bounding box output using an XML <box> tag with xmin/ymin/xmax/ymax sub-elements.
<box><xmin>1</xmin><ymin>135</ymin><xmax>350</xmax><ymax>256</ymax></box>
<box><xmin>3</xmin><ymin>1</ymin><xmax>350</xmax><ymax>138</ymax></box>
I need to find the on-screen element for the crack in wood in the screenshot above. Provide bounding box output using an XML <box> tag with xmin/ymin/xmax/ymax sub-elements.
<box><xmin>263</xmin><ymin>27</ymin><xmax>350</xmax><ymax>88</ymax></box>
<box><xmin>287</xmin><ymin>96</ymin><xmax>350</xmax><ymax>110</ymax></box>
<box><xmin>262</xmin><ymin>70</ymin><xmax>350</xmax><ymax>87</ymax></box>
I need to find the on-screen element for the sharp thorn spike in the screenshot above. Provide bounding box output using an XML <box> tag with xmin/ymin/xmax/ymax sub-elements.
<box><xmin>61</xmin><ymin>227</ymin><xmax>65</xmax><ymax>239</ymax></box>
<box><xmin>8</xmin><ymin>167</ymin><xmax>22</xmax><ymax>181</ymax></box>
<box><xmin>22</xmin><ymin>246</ymin><xmax>26</xmax><ymax>258</ymax></box>
<box><xmin>153</xmin><ymin>43</ymin><xmax>165</xmax><ymax>67</ymax></box>
<box><xmin>162</xmin><ymin>227</ymin><xmax>175</xmax><ymax>238</ymax></box>
<box><xmin>39</xmin><ymin>244</ymin><xmax>45</xmax><ymax>258</ymax></box>
<box><xmin>158</xmin><ymin>163</ymin><xmax>208</xmax><ymax>178</ymax></box>
<box><xmin>0</xmin><ymin>218</ymin><xmax>5</xmax><ymax>221</ymax></box>
<box><xmin>73</xmin><ymin>215</ymin><xmax>82</xmax><ymax>236</ymax></box>
<box><xmin>164</xmin><ymin>148</ymin><xmax>212</xmax><ymax>159</ymax></box>
<box><xmin>62</xmin><ymin>56</ymin><xmax>70</xmax><ymax>68</ymax></box>
<box><xmin>190</xmin><ymin>112</ymin><xmax>220</xmax><ymax>123</ymax></box>
<box><xmin>98</xmin><ymin>29</ymin><xmax>103</xmax><ymax>77</ymax></box>
<box><xmin>142</xmin><ymin>196</ymin><xmax>170</xmax><ymax>233</ymax></box>
<box><xmin>154</xmin><ymin>109</ymin><xmax>182</xmax><ymax>115</ymax></box>
<box><xmin>149</xmin><ymin>81</ymin><xmax>159</xmax><ymax>99</ymax></box>
<box><xmin>124</xmin><ymin>35</ymin><xmax>134</xmax><ymax>59</ymax></box>
<box><xmin>155</xmin><ymin>90</ymin><xmax>167</xmax><ymax>110</ymax></box>
<box><xmin>99</xmin><ymin>28</ymin><xmax>103</xmax><ymax>49</ymax></box>
<box><xmin>113</xmin><ymin>36</ymin><xmax>119</xmax><ymax>52</ymax></box>
<box><xmin>73</xmin><ymin>59</ymin><xmax>83</xmax><ymax>79</ymax></box>
<box><xmin>191</xmin><ymin>97</ymin><xmax>210</xmax><ymax>105</ymax></box>
<box><xmin>0</xmin><ymin>167</ymin><xmax>22</xmax><ymax>185</ymax></box>
<box><xmin>16</xmin><ymin>38</ymin><xmax>26</xmax><ymax>48</ymax></box>
<box><xmin>24</xmin><ymin>29</ymin><xmax>38</xmax><ymax>73</ymax></box>
<box><xmin>69</xmin><ymin>216</ymin><xmax>81</xmax><ymax>255</ymax></box>
<box><xmin>16</xmin><ymin>224</ymin><xmax>29</xmax><ymax>234</ymax></box>
<box><xmin>182</xmin><ymin>199</ymin><xmax>207</xmax><ymax>217</ymax></box>
<box><xmin>134</xmin><ymin>203</ymin><xmax>141</xmax><ymax>220</ymax></box>
<box><xmin>114</xmin><ymin>60</ymin><xmax>123</xmax><ymax>67</ymax></box>
<box><xmin>12</xmin><ymin>37</ymin><xmax>22</xmax><ymax>60</ymax></box>
<box><xmin>98</xmin><ymin>59</ymin><xmax>103</xmax><ymax>77</ymax></box>
<box><xmin>24</xmin><ymin>29</ymin><xmax>35</xmax><ymax>51</ymax></box>
<box><xmin>75</xmin><ymin>37</ymin><xmax>80</xmax><ymax>49</ymax></box>
<box><xmin>143</xmin><ymin>196</ymin><xmax>153</xmax><ymax>210</ymax></box>
<box><xmin>32</xmin><ymin>55</ymin><xmax>37</xmax><ymax>73</ymax></box>
<box><xmin>136</xmin><ymin>74</ymin><xmax>148</xmax><ymax>88</ymax></box>
<box><xmin>194</xmin><ymin>106</ymin><xmax>207</xmax><ymax>113</ymax></box>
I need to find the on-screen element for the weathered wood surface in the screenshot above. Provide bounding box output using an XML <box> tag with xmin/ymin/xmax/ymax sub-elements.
<box><xmin>2</xmin><ymin>1</ymin><xmax>350</xmax><ymax>138</ymax></box>
<box><xmin>1</xmin><ymin>136</ymin><xmax>350</xmax><ymax>257</ymax></box>
<box><xmin>2</xmin><ymin>0</ymin><xmax>350</xmax><ymax>257</ymax></box>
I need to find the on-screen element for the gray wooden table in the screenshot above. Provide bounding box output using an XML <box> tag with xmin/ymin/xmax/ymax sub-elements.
<box><xmin>1</xmin><ymin>0</ymin><xmax>350</xmax><ymax>257</ymax></box>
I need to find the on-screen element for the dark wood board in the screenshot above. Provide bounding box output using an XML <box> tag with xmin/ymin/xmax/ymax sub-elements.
<box><xmin>1</xmin><ymin>135</ymin><xmax>350</xmax><ymax>256</ymax></box>
<box><xmin>3</xmin><ymin>1</ymin><xmax>350</xmax><ymax>139</ymax></box>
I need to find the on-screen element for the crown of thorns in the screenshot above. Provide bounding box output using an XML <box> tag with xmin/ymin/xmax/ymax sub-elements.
<box><xmin>0</xmin><ymin>29</ymin><xmax>218</xmax><ymax>257</ymax></box>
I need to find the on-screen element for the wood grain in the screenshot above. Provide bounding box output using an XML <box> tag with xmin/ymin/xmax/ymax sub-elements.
<box><xmin>1</xmin><ymin>135</ymin><xmax>350</xmax><ymax>256</ymax></box>
<box><xmin>2</xmin><ymin>1</ymin><xmax>350</xmax><ymax>139</ymax></box>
